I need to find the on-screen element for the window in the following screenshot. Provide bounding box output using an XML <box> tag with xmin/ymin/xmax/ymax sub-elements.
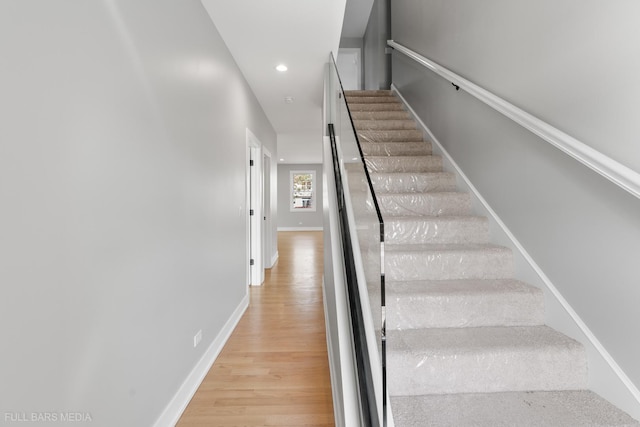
<box><xmin>290</xmin><ymin>170</ymin><xmax>316</xmax><ymax>212</ymax></box>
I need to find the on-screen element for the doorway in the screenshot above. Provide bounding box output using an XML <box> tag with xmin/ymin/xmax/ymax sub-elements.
<box><xmin>336</xmin><ymin>48</ymin><xmax>362</xmax><ymax>90</ymax></box>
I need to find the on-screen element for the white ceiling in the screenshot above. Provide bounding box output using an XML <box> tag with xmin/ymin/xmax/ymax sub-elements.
<box><xmin>201</xmin><ymin>0</ymin><xmax>373</xmax><ymax>164</ymax></box>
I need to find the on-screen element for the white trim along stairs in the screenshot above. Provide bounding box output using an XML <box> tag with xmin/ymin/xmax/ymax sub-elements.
<box><xmin>345</xmin><ymin>90</ymin><xmax>640</xmax><ymax>427</ymax></box>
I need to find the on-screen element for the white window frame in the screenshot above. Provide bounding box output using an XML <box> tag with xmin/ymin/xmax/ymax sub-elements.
<box><xmin>290</xmin><ymin>170</ymin><xmax>316</xmax><ymax>212</ymax></box>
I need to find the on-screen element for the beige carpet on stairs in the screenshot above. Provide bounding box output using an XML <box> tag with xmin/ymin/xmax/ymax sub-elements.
<box><xmin>345</xmin><ymin>89</ymin><xmax>640</xmax><ymax>427</ymax></box>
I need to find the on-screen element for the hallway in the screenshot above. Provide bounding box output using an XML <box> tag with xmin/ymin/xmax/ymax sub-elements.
<box><xmin>177</xmin><ymin>231</ymin><xmax>334</xmax><ymax>426</ymax></box>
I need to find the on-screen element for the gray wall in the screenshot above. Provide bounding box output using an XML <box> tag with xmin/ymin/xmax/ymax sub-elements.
<box><xmin>278</xmin><ymin>164</ymin><xmax>324</xmax><ymax>229</ymax></box>
<box><xmin>363</xmin><ymin>0</ymin><xmax>391</xmax><ymax>90</ymax></box>
<box><xmin>340</xmin><ymin>37</ymin><xmax>363</xmax><ymax>50</ymax></box>
<box><xmin>392</xmin><ymin>0</ymin><xmax>640</xmax><ymax>172</ymax></box>
<box><xmin>392</xmin><ymin>0</ymin><xmax>640</xmax><ymax>415</ymax></box>
<box><xmin>0</xmin><ymin>1</ymin><xmax>276</xmax><ymax>426</ymax></box>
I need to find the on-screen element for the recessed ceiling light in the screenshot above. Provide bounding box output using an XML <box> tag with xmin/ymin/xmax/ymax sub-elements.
<box><xmin>284</xmin><ymin>96</ymin><xmax>294</xmax><ymax>104</ymax></box>
<box><xmin>276</xmin><ymin>64</ymin><xmax>288</xmax><ymax>72</ymax></box>
<box><xmin>279</xmin><ymin>158</ymin><xmax>285</xmax><ymax>162</ymax></box>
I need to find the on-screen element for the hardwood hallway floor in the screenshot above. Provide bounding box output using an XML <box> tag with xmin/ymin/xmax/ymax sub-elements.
<box><xmin>177</xmin><ymin>231</ymin><xmax>335</xmax><ymax>427</ymax></box>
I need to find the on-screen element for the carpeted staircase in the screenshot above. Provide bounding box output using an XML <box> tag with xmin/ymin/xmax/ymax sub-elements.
<box><xmin>345</xmin><ymin>90</ymin><xmax>640</xmax><ymax>427</ymax></box>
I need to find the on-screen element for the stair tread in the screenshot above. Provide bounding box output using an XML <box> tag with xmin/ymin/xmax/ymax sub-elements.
<box><xmin>371</xmin><ymin>172</ymin><xmax>457</xmax><ymax>193</ymax></box>
<box><xmin>378</xmin><ymin>191</ymin><xmax>466</xmax><ymax>196</ymax></box>
<box><xmin>387</xmin><ymin>325</ymin><xmax>587</xmax><ymax>394</ymax></box>
<box><xmin>386</xmin><ymin>242</ymin><xmax>509</xmax><ymax>253</ymax></box>
<box><xmin>348</xmin><ymin>103</ymin><xmax>405</xmax><ymax>111</ymax></box>
<box><xmin>351</xmin><ymin>111</ymin><xmax>411</xmax><ymax>120</ymax></box>
<box><xmin>366</xmin><ymin>156</ymin><xmax>443</xmax><ymax>173</ymax></box>
<box><xmin>384</xmin><ymin>279</ymin><xmax>544</xmax><ymax>329</ymax></box>
<box><xmin>388</xmin><ymin>325</ymin><xmax>581</xmax><ymax>354</ymax></box>
<box><xmin>361</xmin><ymin>140</ymin><xmax>429</xmax><ymax>147</ymax></box>
<box><xmin>372</xmin><ymin>171</ymin><xmax>454</xmax><ymax>177</ymax></box>
<box><xmin>378</xmin><ymin>192</ymin><xmax>472</xmax><ymax>217</ymax></box>
<box><xmin>391</xmin><ymin>390</ymin><xmax>640</xmax><ymax>427</ymax></box>
<box><xmin>353</xmin><ymin>119</ymin><xmax>414</xmax><ymax>122</ymax></box>
<box><xmin>345</xmin><ymin>89</ymin><xmax>393</xmax><ymax>96</ymax></box>
<box><xmin>347</xmin><ymin>97</ymin><xmax>401</xmax><ymax>103</ymax></box>
<box><xmin>359</xmin><ymin>130</ymin><xmax>422</xmax><ymax>137</ymax></box>
<box><xmin>367</xmin><ymin>155</ymin><xmax>434</xmax><ymax>159</ymax></box>
<box><xmin>386</xmin><ymin>215</ymin><xmax>487</xmax><ymax>222</ymax></box>
<box><xmin>385</xmin><ymin>215</ymin><xmax>489</xmax><ymax>244</ymax></box>
<box><xmin>361</xmin><ymin>141</ymin><xmax>432</xmax><ymax>157</ymax></box>
<box><xmin>371</xmin><ymin>171</ymin><xmax>455</xmax><ymax>183</ymax></box>
<box><xmin>354</xmin><ymin>119</ymin><xmax>416</xmax><ymax>127</ymax></box>
<box><xmin>387</xmin><ymin>278</ymin><xmax>541</xmax><ymax>296</ymax></box>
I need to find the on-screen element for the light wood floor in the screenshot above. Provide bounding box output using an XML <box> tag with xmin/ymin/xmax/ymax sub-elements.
<box><xmin>177</xmin><ymin>231</ymin><xmax>335</xmax><ymax>427</ymax></box>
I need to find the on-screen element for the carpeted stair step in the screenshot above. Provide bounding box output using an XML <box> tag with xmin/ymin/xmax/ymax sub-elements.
<box><xmin>370</xmin><ymin>172</ymin><xmax>457</xmax><ymax>193</ymax></box>
<box><xmin>351</xmin><ymin>111</ymin><xmax>411</xmax><ymax>121</ymax></box>
<box><xmin>345</xmin><ymin>89</ymin><xmax>640</xmax><ymax>426</ymax></box>
<box><xmin>365</xmin><ymin>155</ymin><xmax>442</xmax><ymax>173</ymax></box>
<box><xmin>358</xmin><ymin>129</ymin><xmax>424</xmax><ymax>142</ymax></box>
<box><xmin>348</xmin><ymin>103</ymin><xmax>405</xmax><ymax>112</ymax></box>
<box><xmin>345</xmin><ymin>89</ymin><xmax>393</xmax><ymax>97</ymax></box>
<box><xmin>387</xmin><ymin>325</ymin><xmax>588</xmax><ymax>395</ymax></box>
<box><xmin>385</xmin><ymin>243</ymin><xmax>513</xmax><ymax>281</ymax></box>
<box><xmin>385</xmin><ymin>279</ymin><xmax>544</xmax><ymax>329</ymax></box>
<box><xmin>385</xmin><ymin>216</ymin><xmax>489</xmax><ymax>245</ymax></box>
<box><xmin>347</xmin><ymin>96</ymin><xmax>401</xmax><ymax>104</ymax></box>
<box><xmin>377</xmin><ymin>192</ymin><xmax>471</xmax><ymax>216</ymax></box>
<box><xmin>361</xmin><ymin>141</ymin><xmax>432</xmax><ymax>157</ymax></box>
<box><xmin>353</xmin><ymin>119</ymin><xmax>417</xmax><ymax>130</ymax></box>
<box><xmin>391</xmin><ymin>390</ymin><xmax>640</xmax><ymax>427</ymax></box>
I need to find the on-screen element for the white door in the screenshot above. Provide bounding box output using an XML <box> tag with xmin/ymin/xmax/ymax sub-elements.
<box><xmin>336</xmin><ymin>48</ymin><xmax>361</xmax><ymax>90</ymax></box>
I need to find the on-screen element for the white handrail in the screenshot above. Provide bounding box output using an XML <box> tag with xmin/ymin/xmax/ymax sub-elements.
<box><xmin>388</xmin><ymin>40</ymin><xmax>640</xmax><ymax>200</ymax></box>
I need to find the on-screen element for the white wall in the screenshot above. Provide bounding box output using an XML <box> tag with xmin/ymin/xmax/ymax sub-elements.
<box><xmin>391</xmin><ymin>0</ymin><xmax>640</xmax><ymax>416</ymax></box>
<box><xmin>277</xmin><ymin>164</ymin><xmax>324</xmax><ymax>229</ymax></box>
<box><xmin>0</xmin><ymin>1</ymin><xmax>276</xmax><ymax>426</ymax></box>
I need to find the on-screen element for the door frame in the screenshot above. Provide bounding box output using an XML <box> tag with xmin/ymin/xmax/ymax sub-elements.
<box><xmin>262</xmin><ymin>147</ymin><xmax>273</xmax><ymax>269</ymax></box>
<box><xmin>246</xmin><ymin>128</ymin><xmax>264</xmax><ymax>286</ymax></box>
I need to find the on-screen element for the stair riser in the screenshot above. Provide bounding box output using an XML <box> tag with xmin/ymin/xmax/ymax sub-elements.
<box><xmin>378</xmin><ymin>193</ymin><xmax>472</xmax><ymax>217</ymax></box>
<box><xmin>349</xmin><ymin>103</ymin><xmax>405</xmax><ymax>111</ymax></box>
<box><xmin>361</xmin><ymin>142</ymin><xmax>432</xmax><ymax>157</ymax></box>
<box><xmin>345</xmin><ymin>90</ymin><xmax>392</xmax><ymax>96</ymax></box>
<box><xmin>371</xmin><ymin>173</ymin><xmax>457</xmax><ymax>193</ymax></box>
<box><xmin>351</xmin><ymin>111</ymin><xmax>411</xmax><ymax>120</ymax></box>
<box><xmin>347</xmin><ymin>96</ymin><xmax>400</xmax><ymax>104</ymax></box>
<box><xmin>359</xmin><ymin>130</ymin><xmax>423</xmax><ymax>142</ymax></box>
<box><xmin>388</xmin><ymin>346</ymin><xmax>587</xmax><ymax>395</ymax></box>
<box><xmin>385</xmin><ymin>248</ymin><xmax>513</xmax><ymax>281</ymax></box>
<box><xmin>387</xmin><ymin>290</ymin><xmax>544</xmax><ymax>329</ymax></box>
<box><xmin>354</xmin><ymin>120</ymin><xmax>417</xmax><ymax>130</ymax></box>
<box><xmin>385</xmin><ymin>217</ymin><xmax>489</xmax><ymax>245</ymax></box>
<box><xmin>366</xmin><ymin>156</ymin><xmax>442</xmax><ymax>173</ymax></box>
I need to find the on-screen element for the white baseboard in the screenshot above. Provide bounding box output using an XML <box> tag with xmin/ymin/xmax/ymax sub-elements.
<box><xmin>277</xmin><ymin>226</ymin><xmax>324</xmax><ymax>231</ymax></box>
<box><xmin>392</xmin><ymin>84</ymin><xmax>640</xmax><ymax>419</ymax></box>
<box><xmin>269</xmin><ymin>251</ymin><xmax>279</xmax><ymax>268</ymax></box>
<box><xmin>153</xmin><ymin>294</ymin><xmax>249</xmax><ymax>427</ymax></box>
